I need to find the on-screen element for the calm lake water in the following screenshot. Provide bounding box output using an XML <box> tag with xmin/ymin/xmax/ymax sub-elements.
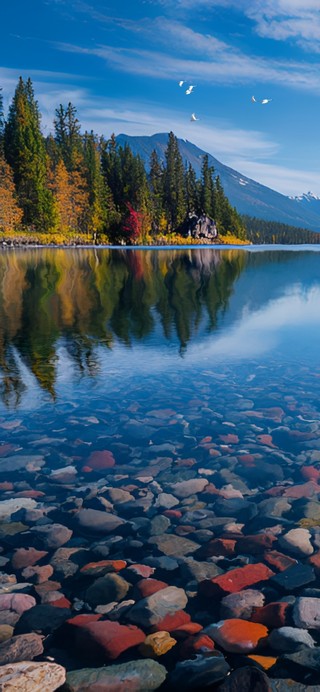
<box><xmin>1</xmin><ymin>246</ymin><xmax>320</xmax><ymax>424</ymax></box>
<box><xmin>2</xmin><ymin>246</ymin><xmax>320</xmax><ymax>685</ymax></box>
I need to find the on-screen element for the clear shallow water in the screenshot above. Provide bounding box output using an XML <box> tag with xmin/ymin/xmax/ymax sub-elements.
<box><xmin>1</xmin><ymin>245</ymin><xmax>320</xmax><ymax>457</ymax></box>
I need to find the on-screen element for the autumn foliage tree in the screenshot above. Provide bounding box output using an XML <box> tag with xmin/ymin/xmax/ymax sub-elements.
<box><xmin>122</xmin><ymin>203</ymin><xmax>142</xmax><ymax>243</ymax></box>
<box><xmin>0</xmin><ymin>156</ymin><xmax>23</xmax><ymax>231</ymax></box>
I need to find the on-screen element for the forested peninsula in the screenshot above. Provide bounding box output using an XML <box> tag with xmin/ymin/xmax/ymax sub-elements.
<box><xmin>0</xmin><ymin>77</ymin><xmax>250</xmax><ymax>246</ymax></box>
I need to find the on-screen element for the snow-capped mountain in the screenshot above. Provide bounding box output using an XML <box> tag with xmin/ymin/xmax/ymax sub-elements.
<box><xmin>116</xmin><ymin>133</ymin><xmax>320</xmax><ymax>232</ymax></box>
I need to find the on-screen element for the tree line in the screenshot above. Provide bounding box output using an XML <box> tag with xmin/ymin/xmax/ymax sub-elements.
<box><xmin>242</xmin><ymin>215</ymin><xmax>320</xmax><ymax>244</ymax></box>
<box><xmin>0</xmin><ymin>77</ymin><xmax>246</xmax><ymax>242</ymax></box>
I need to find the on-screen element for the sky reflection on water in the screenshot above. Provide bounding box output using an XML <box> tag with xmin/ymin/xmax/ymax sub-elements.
<box><xmin>1</xmin><ymin>247</ymin><xmax>320</xmax><ymax>412</ymax></box>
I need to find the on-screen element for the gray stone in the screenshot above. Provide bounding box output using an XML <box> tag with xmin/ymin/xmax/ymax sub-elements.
<box><xmin>268</xmin><ymin>626</ymin><xmax>315</xmax><ymax>652</ymax></box>
<box><xmin>180</xmin><ymin>558</ymin><xmax>223</xmax><ymax>584</ymax></box>
<box><xmin>30</xmin><ymin>523</ymin><xmax>72</xmax><ymax>549</ymax></box>
<box><xmin>293</xmin><ymin>597</ymin><xmax>320</xmax><ymax>629</ymax></box>
<box><xmin>0</xmin><ymin>633</ymin><xmax>44</xmax><ymax>665</ymax></box>
<box><xmin>0</xmin><ymin>499</ymin><xmax>37</xmax><ymax>521</ymax></box>
<box><xmin>66</xmin><ymin>659</ymin><xmax>167</xmax><ymax>691</ymax></box>
<box><xmin>169</xmin><ymin>479</ymin><xmax>208</xmax><ymax>498</ymax></box>
<box><xmin>278</xmin><ymin>529</ymin><xmax>314</xmax><ymax>557</ymax></box>
<box><xmin>148</xmin><ymin>534</ymin><xmax>199</xmax><ymax>557</ymax></box>
<box><xmin>0</xmin><ymin>455</ymin><xmax>45</xmax><ymax>473</ymax></box>
<box><xmin>127</xmin><ymin>586</ymin><xmax>188</xmax><ymax>626</ymax></box>
<box><xmin>168</xmin><ymin>652</ymin><xmax>230</xmax><ymax>690</ymax></box>
<box><xmin>74</xmin><ymin>508</ymin><xmax>126</xmax><ymax>532</ymax></box>
<box><xmin>154</xmin><ymin>493</ymin><xmax>179</xmax><ymax>509</ymax></box>
<box><xmin>220</xmin><ymin>589</ymin><xmax>265</xmax><ymax>619</ymax></box>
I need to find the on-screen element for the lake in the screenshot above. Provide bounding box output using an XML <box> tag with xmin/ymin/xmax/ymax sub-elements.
<box><xmin>1</xmin><ymin>246</ymin><xmax>320</xmax><ymax>688</ymax></box>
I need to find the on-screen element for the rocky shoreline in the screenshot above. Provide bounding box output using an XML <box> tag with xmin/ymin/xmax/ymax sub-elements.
<box><xmin>1</xmin><ymin>393</ymin><xmax>320</xmax><ymax>691</ymax></box>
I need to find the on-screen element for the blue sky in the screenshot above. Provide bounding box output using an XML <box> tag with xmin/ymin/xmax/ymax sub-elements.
<box><xmin>1</xmin><ymin>0</ymin><xmax>320</xmax><ymax>195</ymax></box>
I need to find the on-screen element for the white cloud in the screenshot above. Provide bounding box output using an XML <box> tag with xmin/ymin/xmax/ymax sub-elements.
<box><xmin>227</xmin><ymin>158</ymin><xmax>320</xmax><ymax>196</ymax></box>
<box><xmin>57</xmin><ymin>39</ymin><xmax>320</xmax><ymax>92</ymax></box>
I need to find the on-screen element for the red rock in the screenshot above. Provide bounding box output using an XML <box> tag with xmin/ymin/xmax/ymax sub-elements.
<box><xmin>264</xmin><ymin>550</ymin><xmax>297</xmax><ymax>572</ymax></box>
<box><xmin>16</xmin><ymin>490</ymin><xmax>45</xmax><ymax>498</ymax></box>
<box><xmin>201</xmin><ymin>483</ymin><xmax>219</xmax><ymax>496</ymax></box>
<box><xmin>237</xmin><ymin>454</ymin><xmax>256</xmax><ymax>467</ymax></box>
<box><xmin>209</xmin><ymin>619</ymin><xmax>268</xmax><ymax>653</ymax></box>
<box><xmin>179</xmin><ymin>633</ymin><xmax>214</xmax><ymax>658</ymax></box>
<box><xmin>265</xmin><ymin>487</ymin><xmax>285</xmax><ymax>497</ymax></box>
<box><xmin>0</xmin><ymin>445</ymin><xmax>14</xmax><ymax>457</ymax></box>
<box><xmin>81</xmin><ymin>466</ymin><xmax>93</xmax><ymax>473</ymax></box>
<box><xmin>256</xmin><ymin>434</ymin><xmax>277</xmax><ymax>448</ymax></box>
<box><xmin>200</xmin><ymin>436</ymin><xmax>212</xmax><ymax>444</ymax></box>
<box><xmin>86</xmin><ymin>450</ymin><xmax>115</xmax><ymax>470</ymax></box>
<box><xmin>149</xmin><ymin>610</ymin><xmax>191</xmax><ymax>633</ymax></box>
<box><xmin>176</xmin><ymin>459</ymin><xmax>196</xmax><ymax>467</ymax></box>
<box><xmin>163</xmin><ymin>510</ymin><xmax>182</xmax><ymax>519</ymax></box>
<box><xmin>251</xmin><ymin>601</ymin><xmax>289</xmax><ymax>628</ymax></box>
<box><xmin>175</xmin><ymin>525</ymin><xmax>194</xmax><ymax>536</ymax></box>
<box><xmin>34</xmin><ymin>581</ymin><xmax>62</xmax><ymax>598</ymax></box>
<box><xmin>219</xmin><ymin>434</ymin><xmax>239</xmax><ymax>444</ymax></box>
<box><xmin>11</xmin><ymin>548</ymin><xmax>48</xmax><ymax>570</ymax></box>
<box><xmin>172</xmin><ymin>622</ymin><xmax>203</xmax><ymax>639</ymax></box>
<box><xmin>235</xmin><ymin>534</ymin><xmax>277</xmax><ymax>555</ymax></box>
<box><xmin>21</xmin><ymin>564</ymin><xmax>53</xmax><ymax>584</ymax></box>
<box><xmin>209</xmin><ymin>449</ymin><xmax>221</xmax><ymax>457</ymax></box>
<box><xmin>199</xmin><ymin>563</ymin><xmax>275</xmax><ymax>597</ymax></box>
<box><xmin>51</xmin><ymin>596</ymin><xmax>72</xmax><ymax>608</ymax></box>
<box><xmin>283</xmin><ymin>481</ymin><xmax>319</xmax><ymax>498</ymax></box>
<box><xmin>67</xmin><ymin>614</ymin><xmax>102</xmax><ymax>628</ymax></box>
<box><xmin>301</xmin><ymin>466</ymin><xmax>320</xmax><ymax>482</ymax></box>
<box><xmin>200</xmin><ymin>538</ymin><xmax>236</xmax><ymax>558</ymax></box>
<box><xmin>0</xmin><ymin>482</ymin><xmax>13</xmax><ymax>490</ymax></box>
<box><xmin>80</xmin><ymin>560</ymin><xmax>127</xmax><ymax>576</ymax></box>
<box><xmin>75</xmin><ymin>620</ymin><xmax>145</xmax><ymax>659</ymax></box>
<box><xmin>134</xmin><ymin>579</ymin><xmax>168</xmax><ymax>599</ymax></box>
<box><xmin>258</xmin><ymin>407</ymin><xmax>285</xmax><ymax>422</ymax></box>
<box><xmin>308</xmin><ymin>551</ymin><xmax>320</xmax><ymax>574</ymax></box>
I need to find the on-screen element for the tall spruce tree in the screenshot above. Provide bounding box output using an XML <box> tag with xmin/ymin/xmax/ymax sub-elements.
<box><xmin>149</xmin><ymin>149</ymin><xmax>164</xmax><ymax>229</ymax></box>
<box><xmin>163</xmin><ymin>132</ymin><xmax>187</xmax><ymax>231</ymax></box>
<box><xmin>4</xmin><ymin>77</ymin><xmax>55</xmax><ymax>230</ymax></box>
<box><xmin>0</xmin><ymin>88</ymin><xmax>4</xmax><ymax>153</ymax></box>
<box><xmin>83</xmin><ymin>131</ymin><xmax>110</xmax><ymax>234</ymax></box>
<box><xmin>200</xmin><ymin>155</ymin><xmax>215</xmax><ymax>217</ymax></box>
<box><xmin>185</xmin><ymin>163</ymin><xmax>199</xmax><ymax>214</ymax></box>
<box><xmin>54</xmin><ymin>103</ymin><xmax>83</xmax><ymax>172</ymax></box>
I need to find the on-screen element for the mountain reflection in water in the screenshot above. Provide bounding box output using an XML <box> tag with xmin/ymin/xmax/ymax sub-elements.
<box><xmin>1</xmin><ymin>246</ymin><xmax>320</xmax><ymax>408</ymax></box>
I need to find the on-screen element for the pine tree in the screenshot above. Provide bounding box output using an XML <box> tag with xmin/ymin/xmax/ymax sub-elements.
<box><xmin>0</xmin><ymin>88</ymin><xmax>4</xmax><ymax>154</ymax></box>
<box><xmin>54</xmin><ymin>102</ymin><xmax>82</xmax><ymax>172</ymax></box>
<box><xmin>163</xmin><ymin>132</ymin><xmax>187</xmax><ymax>230</ymax></box>
<box><xmin>83</xmin><ymin>131</ymin><xmax>110</xmax><ymax>234</ymax></box>
<box><xmin>4</xmin><ymin>77</ymin><xmax>55</xmax><ymax>230</ymax></box>
<box><xmin>0</xmin><ymin>155</ymin><xmax>23</xmax><ymax>231</ymax></box>
<box><xmin>185</xmin><ymin>163</ymin><xmax>199</xmax><ymax>214</ymax></box>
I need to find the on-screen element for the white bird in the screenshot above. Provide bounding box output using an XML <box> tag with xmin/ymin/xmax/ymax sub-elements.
<box><xmin>252</xmin><ymin>95</ymin><xmax>272</xmax><ymax>104</ymax></box>
<box><xmin>251</xmin><ymin>96</ymin><xmax>257</xmax><ymax>102</ymax></box>
<box><xmin>186</xmin><ymin>85</ymin><xmax>196</xmax><ymax>94</ymax></box>
<box><xmin>261</xmin><ymin>98</ymin><xmax>272</xmax><ymax>104</ymax></box>
<box><xmin>190</xmin><ymin>113</ymin><xmax>199</xmax><ymax>121</ymax></box>
<box><xmin>179</xmin><ymin>80</ymin><xmax>185</xmax><ymax>87</ymax></box>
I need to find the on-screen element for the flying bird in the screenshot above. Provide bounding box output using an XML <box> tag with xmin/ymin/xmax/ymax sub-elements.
<box><xmin>252</xmin><ymin>95</ymin><xmax>272</xmax><ymax>104</ymax></box>
<box><xmin>190</xmin><ymin>113</ymin><xmax>199</xmax><ymax>121</ymax></box>
<box><xmin>179</xmin><ymin>80</ymin><xmax>185</xmax><ymax>87</ymax></box>
<box><xmin>186</xmin><ymin>85</ymin><xmax>196</xmax><ymax>94</ymax></box>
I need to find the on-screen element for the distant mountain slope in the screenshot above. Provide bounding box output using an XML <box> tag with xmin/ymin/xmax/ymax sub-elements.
<box><xmin>116</xmin><ymin>133</ymin><xmax>320</xmax><ymax>232</ymax></box>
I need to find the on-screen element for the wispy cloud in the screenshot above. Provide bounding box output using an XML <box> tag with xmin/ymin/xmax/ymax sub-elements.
<box><xmin>228</xmin><ymin>159</ymin><xmax>320</xmax><ymax>196</ymax></box>
<box><xmin>57</xmin><ymin>37</ymin><xmax>320</xmax><ymax>92</ymax></box>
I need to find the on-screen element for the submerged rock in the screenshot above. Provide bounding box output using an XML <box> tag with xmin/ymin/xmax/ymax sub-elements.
<box><xmin>0</xmin><ymin>661</ymin><xmax>66</xmax><ymax>691</ymax></box>
<box><xmin>66</xmin><ymin>659</ymin><xmax>167</xmax><ymax>691</ymax></box>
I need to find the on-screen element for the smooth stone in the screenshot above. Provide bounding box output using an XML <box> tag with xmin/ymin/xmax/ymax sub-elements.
<box><xmin>0</xmin><ymin>499</ymin><xmax>37</xmax><ymax>521</ymax></box>
<box><xmin>139</xmin><ymin>630</ymin><xmax>177</xmax><ymax>657</ymax></box>
<box><xmin>169</xmin><ymin>479</ymin><xmax>209</xmax><ymax>498</ymax></box>
<box><xmin>205</xmin><ymin>619</ymin><xmax>268</xmax><ymax>653</ymax></box>
<box><xmin>0</xmin><ymin>626</ymin><xmax>13</xmax><ymax>644</ymax></box>
<box><xmin>127</xmin><ymin>586</ymin><xmax>188</xmax><ymax>627</ymax></box>
<box><xmin>180</xmin><ymin>558</ymin><xmax>223</xmax><ymax>584</ymax></box>
<box><xmin>148</xmin><ymin>534</ymin><xmax>199</xmax><ymax>557</ymax></box>
<box><xmin>147</xmin><ymin>515</ymin><xmax>171</xmax><ymax>536</ymax></box>
<box><xmin>0</xmin><ymin>661</ymin><xmax>66</xmax><ymax>691</ymax></box>
<box><xmin>216</xmin><ymin>666</ymin><xmax>272</xmax><ymax>691</ymax></box>
<box><xmin>271</xmin><ymin>563</ymin><xmax>316</xmax><ymax>591</ymax></box>
<box><xmin>66</xmin><ymin>659</ymin><xmax>167</xmax><ymax>691</ymax></box>
<box><xmin>213</xmin><ymin>498</ymin><xmax>257</xmax><ymax>521</ymax></box>
<box><xmin>74</xmin><ymin>620</ymin><xmax>145</xmax><ymax>660</ymax></box>
<box><xmin>268</xmin><ymin>626</ymin><xmax>315</xmax><ymax>652</ymax></box>
<box><xmin>14</xmin><ymin>605</ymin><xmax>71</xmax><ymax>635</ymax></box>
<box><xmin>282</xmin><ymin>647</ymin><xmax>320</xmax><ymax>672</ymax></box>
<box><xmin>85</xmin><ymin>573</ymin><xmax>130</xmax><ymax>607</ymax></box>
<box><xmin>168</xmin><ymin>652</ymin><xmax>230</xmax><ymax>690</ymax></box>
<box><xmin>0</xmin><ymin>456</ymin><xmax>45</xmax><ymax>473</ymax></box>
<box><xmin>278</xmin><ymin>529</ymin><xmax>314</xmax><ymax>557</ymax></box>
<box><xmin>154</xmin><ymin>493</ymin><xmax>179</xmax><ymax>509</ymax></box>
<box><xmin>0</xmin><ymin>633</ymin><xmax>44</xmax><ymax>664</ymax></box>
<box><xmin>293</xmin><ymin>597</ymin><xmax>320</xmax><ymax>629</ymax></box>
<box><xmin>74</xmin><ymin>508</ymin><xmax>126</xmax><ymax>532</ymax></box>
<box><xmin>0</xmin><ymin>594</ymin><xmax>36</xmax><ymax>615</ymax></box>
<box><xmin>220</xmin><ymin>589</ymin><xmax>265</xmax><ymax>619</ymax></box>
<box><xmin>11</xmin><ymin>548</ymin><xmax>48</xmax><ymax>570</ymax></box>
<box><xmin>30</xmin><ymin>524</ymin><xmax>72</xmax><ymax>549</ymax></box>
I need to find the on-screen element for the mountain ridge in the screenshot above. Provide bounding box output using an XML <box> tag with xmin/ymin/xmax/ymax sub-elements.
<box><xmin>116</xmin><ymin>133</ymin><xmax>320</xmax><ymax>232</ymax></box>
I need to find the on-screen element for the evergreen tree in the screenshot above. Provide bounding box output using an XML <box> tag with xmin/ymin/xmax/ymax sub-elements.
<box><xmin>149</xmin><ymin>149</ymin><xmax>164</xmax><ymax>229</ymax></box>
<box><xmin>54</xmin><ymin>102</ymin><xmax>82</xmax><ymax>172</ymax></box>
<box><xmin>200</xmin><ymin>155</ymin><xmax>215</xmax><ymax>216</ymax></box>
<box><xmin>4</xmin><ymin>77</ymin><xmax>55</xmax><ymax>230</ymax></box>
<box><xmin>83</xmin><ymin>131</ymin><xmax>110</xmax><ymax>234</ymax></box>
<box><xmin>185</xmin><ymin>163</ymin><xmax>199</xmax><ymax>214</ymax></box>
<box><xmin>163</xmin><ymin>132</ymin><xmax>187</xmax><ymax>230</ymax></box>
